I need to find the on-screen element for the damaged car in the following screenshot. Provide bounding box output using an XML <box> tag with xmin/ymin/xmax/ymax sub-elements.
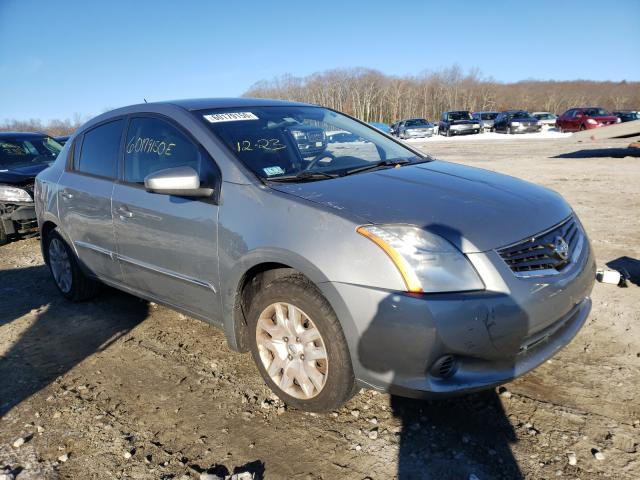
<box><xmin>36</xmin><ymin>98</ymin><xmax>595</xmax><ymax>412</ymax></box>
<box><xmin>1</xmin><ymin>132</ymin><xmax>62</xmax><ymax>245</ymax></box>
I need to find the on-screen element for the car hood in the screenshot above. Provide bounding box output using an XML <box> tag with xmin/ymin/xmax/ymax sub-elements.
<box><xmin>450</xmin><ymin>119</ymin><xmax>475</xmax><ymax>125</ymax></box>
<box><xmin>0</xmin><ymin>163</ymin><xmax>50</xmax><ymax>186</ymax></box>
<box><xmin>269</xmin><ymin>161</ymin><xmax>572</xmax><ymax>253</ymax></box>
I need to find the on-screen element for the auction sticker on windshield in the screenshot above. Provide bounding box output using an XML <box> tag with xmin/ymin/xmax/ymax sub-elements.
<box><xmin>203</xmin><ymin>112</ymin><xmax>259</xmax><ymax>123</ymax></box>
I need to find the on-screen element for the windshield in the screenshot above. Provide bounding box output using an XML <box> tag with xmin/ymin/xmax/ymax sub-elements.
<box><xmin>510</xmin><ymin>111</ymin><xmax>533</xmax><ymax>119</ymax></box>
<box><xmin>479</xmin><ymin>113</ymin><xmax>498</xmax><ymax>120</ymax></box>
<box><xmin>0</xmin><ymin>136</ymin><xmax>61</xmax><ymax>170</ymax></box>
<box><xmin>534</xmin><ymin>113</ymin><xmax>556</xmax><ymax>120</ymax></box>
<box><xmin>447</xmin><ymin>112</ymin><xmax>472</xmax><ymax>121</ymax></box>
<box><xmin>584</xmin><ymin>108</ymin><xmax>610</xmax><ymax>117</ymax></box>
<box><xmin>405</xmin><ymin>119</ymin><xmax>430</xmax><ymax>127</ymax></box>
<box><xmin>199</xmin><ymin>106</ymin><xmax>424</xmax><ymax>180</ymax></box>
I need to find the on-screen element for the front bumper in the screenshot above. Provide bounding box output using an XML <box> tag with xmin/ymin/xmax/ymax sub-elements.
<box><xmin>405</xmin><ymin>130</ymin><xmax>434</xmax><ymax>138</ymax></box>
<box><xmin>329</xmin><ymin>234</ymin><xmax>596</xmax><ymax>398</ymax></box>
<box><xmin>511</xmin><ymin>124</ymin><xmax>541</xmax><ymax>133</ymax></box>
<box><xmin>450</xmin><ymin>125</ymin><xmax>480</xmax><ymax>135</ymax></box>
<box><xmin>1</xmin><ymin>203</ymin><xmax>38</xmax><ymax>235</ymax></box>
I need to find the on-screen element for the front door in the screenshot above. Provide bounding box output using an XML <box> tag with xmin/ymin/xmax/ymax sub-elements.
<box><xmin>112</xmin><ymin>115</ymin><xmax>222</xmax><ymax>322</ymax></box>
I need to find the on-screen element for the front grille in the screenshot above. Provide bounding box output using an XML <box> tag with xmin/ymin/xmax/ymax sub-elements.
<box><xmin>307</xmin><ymin>132</ymin><xmax>324</xmax><ymax>143</ymax></box>
<box><xmin>497</xmin><ymin>216</ymin><xmax>582</xmax><ymax>277</ymax></box>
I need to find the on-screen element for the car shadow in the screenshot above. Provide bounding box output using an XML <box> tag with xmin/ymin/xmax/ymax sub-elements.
<box><xmin>552</xmin><ymin>147</ymin><xmax>640</xmax><ymax>158</ymax></box>
<box><xmin>0</xmin><ymin>265</ymin><xmax>148</xmax><ymax>416</ymax></box>
<box><xmin>606</xmin><ymin>256</ymin><xmax>640</xmax><ymax>287</ymax></box>
<box><xmin>357</xmin><ymin>223</ymin><xmax>527</xmax><ymax>478</ymax></box>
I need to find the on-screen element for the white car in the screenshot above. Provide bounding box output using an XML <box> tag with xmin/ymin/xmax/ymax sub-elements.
<box><xmin>532</xmin><ymin>112</ymin><xmax>558</xmax><ymax>130</ymax></box>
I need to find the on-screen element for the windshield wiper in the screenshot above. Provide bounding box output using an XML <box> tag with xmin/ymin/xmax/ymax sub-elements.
<box><xmin>342</xmin><ymin>158</ymin><xmax>414</xmax><ymax>177</ymax></box>
<box><xmin>267</xmin><ymin>170</ymin><xmax>339</xmax><ymax>182</ymax></box>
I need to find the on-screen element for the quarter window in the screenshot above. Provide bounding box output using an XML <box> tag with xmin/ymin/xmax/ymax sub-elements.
<box><xmin>124</xmin><ymin>117</ymin><xmax>214</xmax><ymax>185</ymax></box>
<box><xmin>76</xmin><ymin>120</ymin><xmax>123</xmax><ymax>178</ymax></box>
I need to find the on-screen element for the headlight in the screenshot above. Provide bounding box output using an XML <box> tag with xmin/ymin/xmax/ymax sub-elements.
<box><xmin>0</xmin><ymin>185</ymin><xmax>32</xmax><ymax>202</ymax></box>
<box><xmin>511</xmin><ymin>121</ymin><xmax>521</xmax><ymax>126</ymax></box>
<box><xmin>357</xmin><ymin>225</ymin><xmax>484</xmax><ymax>293</ymax></box>
<box><xmin>587</xmin><ymin>118</ymin><xmax>598</xmax><ymax>125</ymax></box>
<box><xmin>616</xmin><ymin>117</ymin><xmax>622</xmax><ymax>123</ymax></box>
<box><xmin>473</xmin><ymin>124</ymin><xmax>480</xmax><ymax>128</ymax></box>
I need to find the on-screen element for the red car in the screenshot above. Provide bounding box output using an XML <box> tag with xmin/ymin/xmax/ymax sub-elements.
<box><xmin>556</xmin><ymin>107</ymin><xmax>620</xmax><ymax>132</ymax></box>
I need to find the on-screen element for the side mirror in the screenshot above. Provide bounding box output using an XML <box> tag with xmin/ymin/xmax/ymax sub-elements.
<box><xmin>144</xmin><ymin>166</ymin><xmax>213</xmax><ymax>198</ymax></box>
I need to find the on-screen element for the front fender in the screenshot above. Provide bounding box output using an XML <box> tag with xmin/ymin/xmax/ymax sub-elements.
<box><xmin>220</xmin><ymin>247</ymin><xmax>331</xmax><ymax>351</ymax></box>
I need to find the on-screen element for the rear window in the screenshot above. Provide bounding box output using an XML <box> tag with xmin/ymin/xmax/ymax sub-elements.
<box><xmin>76</xmin><ymin>120</ymin><xmax>123</xmax><ymax>178</ymax></box>
<box><xmin>480</xmin><ymin>113</ymin><xmax>498</xmax><ymax>120</ymax></box>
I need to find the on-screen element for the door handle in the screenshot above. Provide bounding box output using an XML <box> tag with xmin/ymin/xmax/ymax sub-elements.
<box><xmin>60</xmin><ymin>191</ymin><xmax>74</xmax><ymax>199</ymax></box>
<box><xmin>116</xmin><ymin>206</ymin><xmax>134</xmax><ymax>218</ymax></box>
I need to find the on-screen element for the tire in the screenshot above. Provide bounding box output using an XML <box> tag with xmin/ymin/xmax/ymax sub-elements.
<box><xmin>45</xmin><ymin>229</ymin><xmax>100</xmax><ymax>301</ymax></box>
<box><xmin>0</xmin><ymin>220</ymin><xmax>7</xmax><ymax>246</ymax></box>
<box><xmin>507</xmin><ymin>126</ymin><xmax>513</xmax><ymax>135</ymax></box>
<box><xmin>248</xmin><ymin>274</ymin><xmax>356</xmax><ymax>412</ymax></box>
<box><xmin>579</xmin><ymin>124</ymin><xmax>586</xmax><ymax>131</ymax></box>
<box><xmin>445</xmin><ymin>128</ymin><xmax>451</xmax><ymax>137</ymax></box>
<box><xmin>558</xmin><ymin>125</ymin><xmax>563</xmax><ymax>133</ymax></box>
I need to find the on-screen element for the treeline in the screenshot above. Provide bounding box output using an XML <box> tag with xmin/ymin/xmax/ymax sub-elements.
<box><xmin>244</xmin><ymin>66</ymin><xmax>640</xmax><ymax>123</ymax></box>
<box><xmin>0</xmin><ymin>116</ymin><xmax>85</xmax><ymax>137</ymax></box>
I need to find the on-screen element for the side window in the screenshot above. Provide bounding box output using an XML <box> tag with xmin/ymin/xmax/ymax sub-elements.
<box><xmin>76</xmin><ymin>119</ymin><xmax>123</xmax><ymax>178</ymax></box>
<box><xmin>124</xmin><ymin>117</ymin><xmax>215</xmax><ymax>186</ymax></box>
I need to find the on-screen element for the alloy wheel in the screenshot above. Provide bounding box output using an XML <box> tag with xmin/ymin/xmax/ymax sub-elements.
<box><xmin>255</xmin><ymin>302</ymin><xmax>328</xmax><ymax>399</ymax></box>
<box><xmin>48</xmin><ymin>237</ymin><xmax>72</xmax><ymax>293</ymax></box>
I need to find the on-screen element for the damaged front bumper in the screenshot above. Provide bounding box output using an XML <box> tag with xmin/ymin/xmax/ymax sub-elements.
<box><xmin>1</xmin><ymin>202</ymin><xmax>38</xmax><ymax>236</ymax></box>
<box><xmin>328</xmin><ymin>235</ymin><xmax>596</xmax><ymax>398</ymax></box>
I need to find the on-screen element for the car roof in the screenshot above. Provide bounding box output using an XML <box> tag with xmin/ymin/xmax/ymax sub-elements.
<box><xmin>156</xmin><ymin>97</ymin><xmax>313</xmax><ymax>111</ymax></box>
<box><xmin>0</xmin><ymin>131</ymin><xmax>50</xmax><ymax>138</ymax></box>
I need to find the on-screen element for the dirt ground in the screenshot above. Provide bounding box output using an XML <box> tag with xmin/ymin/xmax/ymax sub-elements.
<box><xmin>1</xmin><ymin>137</ymin><xmax>639</xmax><ymax>480</ymax></box>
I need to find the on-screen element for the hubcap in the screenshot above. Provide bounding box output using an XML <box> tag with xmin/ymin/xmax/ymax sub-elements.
<box><xmin>48</xmin><ymin>238</ymin><xmax>72</xmax><ymax>293</ymax></box>
<box><xmin>255</xmin><ymin>302</ymin><xmax>328</xmax><ymax>399</ymax></box>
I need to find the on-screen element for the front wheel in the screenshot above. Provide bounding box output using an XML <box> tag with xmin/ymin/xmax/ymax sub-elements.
<box><xmin>45</xmin><ymin>229</ymin><xmax>100</xmax><ymax>301</ymax></box>
<box><xmin>248</xmin><ymin>275</ymin><xmax>356</xmax><ymax>412</ymax></box>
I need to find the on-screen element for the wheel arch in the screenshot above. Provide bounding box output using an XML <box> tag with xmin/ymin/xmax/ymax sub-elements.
<box><xmin>222</xmin><ymin>249</ymin><xmax>333</xmax><ymax>353</ymax></box>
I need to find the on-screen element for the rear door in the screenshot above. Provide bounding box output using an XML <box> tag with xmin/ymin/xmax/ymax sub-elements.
<box><xmin>57</xmin><ymin>119</ymin><xmax>123</xmax><ymax>281</ymax></box>
<box><xmin>112</xmin><ymin>115</ymin><xmax>222</xmax><ymax>322</ymax></box>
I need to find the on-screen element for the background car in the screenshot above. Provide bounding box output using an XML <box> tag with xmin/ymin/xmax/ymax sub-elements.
<box><xmin>612</xmin><ymin>110</ymin><xmax>640</xmax><ymax>123</ymax></box>
<box><xmin>532</xmin><ymin>112</ymin><xmax>558</xmax><ymax>129</ymax></box>
<box><xmin>556</xmin><ymin>107</ymin><xmax>620</xmax><ymax>132</ymax></box>
<box><xmin>395</xmin><ymin>118</ymin><xmax>436</xmax><ymax>139</ymax></box>
<box><xmin>389</xmin><ymin>121</ymin><xmax>399</xmax><ymax>136</ymax></box>
<box><xmin>327</xmin><ymin>131</ymin><xmax>364</xmax><ymax>143</ymax></box>
<box><xmin>472</xmin><ymin>111</ymin><xmax>499</xmax><ymax>132</ymax></box>
<box><xmin>0</xmin><ymin>132</ymin><xmax>62</xmax><ymax>244</ymax></box>
<box><xmin>493</xmin><ymin>110</ymin><xmax>541</xmax><ymax>134</ymax></box>
<box><xmin>438</xmin><ymin>111</ymin><xmax>480</xmax><ymax>136</ymax></box>
<box><xmin>368</xmin><ymin>122</ymin><xmax>391</xmax><ymax>134</ymax></box>
<box><xmin>286</xmin><ymin>123</ymin><xmax>327</xmax><ymax>156</ymax></box>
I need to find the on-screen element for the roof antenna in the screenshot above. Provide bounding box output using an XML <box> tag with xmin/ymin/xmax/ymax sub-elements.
<box><xmin>143</xmin><ymin>98</ymin><xmax>148</xmax><ymax>103</ymax></box>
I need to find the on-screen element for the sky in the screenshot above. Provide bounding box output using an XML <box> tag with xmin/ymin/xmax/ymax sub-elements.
<box><xmin>1</xmin><ymin>0</ymin><xmax>639</xmax><ymax>122</ymax></box>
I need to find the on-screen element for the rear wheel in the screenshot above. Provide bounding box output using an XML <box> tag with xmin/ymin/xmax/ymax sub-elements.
<box><xmin>579</xmin><ymin>124</ymin><xmax>586</xmax><ymax>131</ymax></box>
<box><xmin>507</xmin><ymin>126</ymin><xmax>513</xmax><ymax>134</ymax></box>
<box><xmin>248</xmin><ymin>275</ymin><xmax>356</xmax><ymax>412</ymax></box>
<box><xmin>45</xmin><ymin>229</ymin><xmax>100</xmax><ymax>301</ymax></box>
